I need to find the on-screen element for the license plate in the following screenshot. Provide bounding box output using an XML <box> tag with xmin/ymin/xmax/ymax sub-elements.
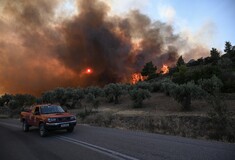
<box><xmin>61</xmin><ymin>124</ymin><xmax>69</xmax><ymax>127</ymax></box>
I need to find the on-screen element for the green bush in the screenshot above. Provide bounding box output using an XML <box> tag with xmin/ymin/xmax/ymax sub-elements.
<box><xmin>198</xmin><ymin>75</ymin><xmax>223</xmax><ymax>96</ymax></box>
<box><xmin>85</xmin><ymin>86</ymin><xmax>104</xmax><ymax>98</ymax></box>
<box><xmin>160</xmin><ymin>79</ymin><xmax>177</xmax><ymax>96</ymax></box>
<box><xmin>171</xmin><ymin>82</ymin><xmax>205</xmax><ymax>111</ymax></box>
<box><xmin>42</xmin><ymin>91</ymin><xmax>56</xmax><ymax>104</ymax></box>
<box><xmin>129</xmin><ymin>88</ymin><xmax>151</xmax><ymax>108</ymax></box>
<box><xmin>86</xmin><ymin>93</ymin><xmax>100</xmax><ymax>110</ymax></box>
<box><xmin>135</xmin><ymin>81</ymin><xmax>152</xmax><ymax>92</ymax></box>
<box><xmin>207</xmin><ymin>96</ymin><xmax>234</xmax><ymax>142</ymax></box>
<box><xmin>172</xmin><ymin>65</ymin><xmax>188</xmax><ymax>84</ymax></box>
<box><xmin>150</xmin><ymin>81</ymin><xmax>161</xmax><ymax>92</ymax></box>
<box><xmin>104</xmin><ymin>83</ymin><xmax>125</xmax><ymax>104</ymax></box>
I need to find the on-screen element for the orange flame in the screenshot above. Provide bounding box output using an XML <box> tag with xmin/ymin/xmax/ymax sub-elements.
<box><xmin>161</xmin><ymin>65</ymin><xmax>169</xmax><ymax>74</ymax></box>
<box><xmin>131</xmin><ymin>73</ymin><xmax>146</xmax><ymax>84</ymax></box>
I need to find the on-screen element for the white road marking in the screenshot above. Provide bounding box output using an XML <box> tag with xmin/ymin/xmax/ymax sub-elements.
<box><xmin>56</xmin><ymin>136</ymin><xmax>139</xmax><ymax>160</ymax></box>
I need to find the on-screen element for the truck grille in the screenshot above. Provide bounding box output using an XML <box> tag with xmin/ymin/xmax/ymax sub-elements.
<box><xmin>57</xmin><ymin>117</ymin><xmax>70</xmax><ymax>122</ymax></box>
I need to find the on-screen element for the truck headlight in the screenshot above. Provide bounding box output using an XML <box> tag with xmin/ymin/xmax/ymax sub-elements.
<box><xmin>70</xmin><ymin>116</ymin><xmax>76</xmax><ymax>120</ymax></box>
<box><xmin>48</xmin><ymin>118</ymin><xmax>57</xmax><ymax>122</ymax></box>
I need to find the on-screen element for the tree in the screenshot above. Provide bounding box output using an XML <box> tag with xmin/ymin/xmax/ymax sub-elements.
<box><xmin>135</xmin><ymin>81</ymin><xmax>152</xmax><ymax>92</ymax></box>
<box><xmin>129</xmin><ymin>88</ymin><xmax>151</xmax><ymax>108</ymax></box>
<box><xmin>42</xmin><ymin>91</ymin><xmax>56</xmax><ymax>104</ymax></box>
<box><xmin>218</xmin><ymin>57</ymin><xmax>233</xmax><ymax>68</ymax></box>
<box><xmin>160</xmin><ymin>78</ymin><xmax>177</xmax><ymax>96</ymax></box>
<box><xmin>104</xmin><ymin>83</ymin><xmax>124</xmax><ymax>104</ymax></box>
<box><xmin>224</xmin><ymin>41</ymin><xmax>232</xmax><ymax>54</ymax></box>
<box><xmin>172</xmin><ymin>65</ymin><xmax>188</xmax><ymax>84</ymax></box>
<box><xmin>210</xmin><ymin>48</ymin><xmax>220</xmax><ymax>63</ymax></box>
<box><xmin>86</xmin><ymin>93</ymin><xmax>100</xmax><ymax>111</ymax></box>
<box><xmin>0</xmin><ymin>94</ymin><xmax>13</xmax><ymax>106</ymax></box>
<box><xmin>71</xmin><ymin>88</ymin><xmax>85</xmax><ymax>108</ymax></box>
<box><xmin>5</xmin><ymin>94</ymin><xmax>36</xmax><ymax>117</ymax></box>
<box><xmin>53</xmin><ymin>88</ymin><xmax>66</xmax><ymax>106</ymax></box>
<box><xmin>141</xmin><ymin>61</ymin><xmax>157</xmax><ymax>80</ymax></box>
<box><xmin>171</xmin><ymin>82</ymin><xmax>205</xmax><ymax>111</ymax></box>
<box><xmin>198</xmin><ymin>75</ymin><xmax>223</xmax><ymax>96</ymax></box>
<box><xmin>176</xmin><ymin>56</ymin><xmax>185</xmax><ymax>67</ymax></box>
<box><xmin>85</xmin><ymin>86</ymin><xmax>104</xmax><ymax>98</ymax></box>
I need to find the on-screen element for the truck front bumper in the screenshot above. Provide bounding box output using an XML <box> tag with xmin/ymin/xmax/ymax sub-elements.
<box><xmin>45</xmin><ymin>120</ymin><xmax>77</xmax><ymax>130</ymax></box>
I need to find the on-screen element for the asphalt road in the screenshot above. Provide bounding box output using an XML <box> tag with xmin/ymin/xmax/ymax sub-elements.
<box><xmin>0</xmin><ymin>119</ymin><xmax>234</xmax><ymax>160</ymax></box>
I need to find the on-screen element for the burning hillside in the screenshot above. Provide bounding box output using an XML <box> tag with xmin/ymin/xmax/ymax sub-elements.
<box><xmin>0</xmin><ymin>0</ymin><xmax>209</xmax><ymax>95</ymax></box>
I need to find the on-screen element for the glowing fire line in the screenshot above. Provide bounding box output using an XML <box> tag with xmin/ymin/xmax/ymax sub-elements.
<box><xmin>161</xmin><ymin>64</ymin><xmax>169</xmax><ymax>74</ymax></box>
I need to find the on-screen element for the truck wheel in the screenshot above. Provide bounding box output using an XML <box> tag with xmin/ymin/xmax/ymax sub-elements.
<box><xmin>39</xmin><ymin>123</ymin><xmax>47</xmax><ymax>137</ymax></box>
<box><xmin>22</xmin><ymin>120</ymin><xmax>29</xmax><ymax>132</ymax></box>
<box><xmin>67</xmin><ymin>127</ymin><xmax>74</xmax><ymax>133</ymax></box>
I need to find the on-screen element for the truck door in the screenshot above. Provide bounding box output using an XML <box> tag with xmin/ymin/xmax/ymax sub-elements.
<box><xmin>27</xmin><ymin>107</ymin><xmax>36</xmax><ymax>125</ymax></box>
<box><xmin>32</xmin><ymin>107</ymin><xmax>41</xmax><ymax>126</ymax></box>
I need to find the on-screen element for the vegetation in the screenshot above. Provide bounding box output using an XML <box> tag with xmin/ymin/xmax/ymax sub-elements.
<box><xmin>198</xmin><ymin>75</ymin><xmax>223</xmax><ymax>95</ymax></box>
<box><xmin>0</xmin><ymin>41</ymin><xmax>234</xmax><ymax>142</ymax></box>
<box><xmin>207</xmin><ymin>95</ymin><xmax>234</xmax><ymax>141</ymax></box>
<box><xmin>129</xmin><ymin>88</ymin><xmax>151</xmax><ymax>108</ymax></box>
<box><xmin>176</xmin><ymin>55</ymin><xmax>185</xmax><ymax>67</ymax></box>
<box><xmin>171</xmin><ymin>82</ymin><xmax>205</xmax><ymax>111</ymax></box>
<box><xmin>141</xmin><ymin>61</ymin><xmax>158</xmax><ymax>80</ymax></box>
<box><xmin>104</xmin><ymin>83</ymin><xmax>125</xmax><ymax>104</ymax></box>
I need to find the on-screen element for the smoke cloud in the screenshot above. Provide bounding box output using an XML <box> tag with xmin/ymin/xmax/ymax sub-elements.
<box><xmin>0</xmin><ymin>0</ymin><xmax>209</xmax><ymax>95</ymax></box>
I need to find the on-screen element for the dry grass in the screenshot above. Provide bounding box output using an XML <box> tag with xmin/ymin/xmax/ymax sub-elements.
<box><xmin>70</xmin><ymin>92</ymin><xmax>235</xmax><ymax>117</ymax></box>
<box><xmin>74</xmin><ymin>92</ymin><xmax>235</xmax><ymax>142</ymax></box>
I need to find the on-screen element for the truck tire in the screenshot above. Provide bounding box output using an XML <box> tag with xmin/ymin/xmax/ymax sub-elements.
<box><xmin>22</xmin><ymin>120</ymin><xmax>29</xmax><ymax>132</ymax></box>
<box><xmin>67</xmin><ymin>127</ymin><xmax>74</xmax><ymax>133</ymax></box>
<box><xmin>39</xmin><ymin>123</ymin><xmax>47</xmax><ymax>137</ymax></box>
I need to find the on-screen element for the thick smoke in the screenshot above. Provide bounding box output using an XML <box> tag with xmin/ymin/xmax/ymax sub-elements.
<box><xmin>0</xmin><ymin>0</ymin><xmax>209</xmax><ymax>95</ymax></box>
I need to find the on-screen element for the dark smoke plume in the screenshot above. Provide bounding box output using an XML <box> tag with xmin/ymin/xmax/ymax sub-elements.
<box><xmin>0</xmin><ymin>0</ymin><xmax>209</xmax><ymax>95</ymax></box>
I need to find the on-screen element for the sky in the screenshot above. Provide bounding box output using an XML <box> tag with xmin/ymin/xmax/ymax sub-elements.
<box><xmin>0</xmin><ymin>0</ymin><xmax>234</xmax><ymax>95</ymax></box>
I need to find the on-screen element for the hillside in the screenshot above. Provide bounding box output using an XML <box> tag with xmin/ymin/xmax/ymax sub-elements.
<box><xmin>1</xmin><ymin>42</ymin><xmax>235</xmax><ymax>142</ymax></box>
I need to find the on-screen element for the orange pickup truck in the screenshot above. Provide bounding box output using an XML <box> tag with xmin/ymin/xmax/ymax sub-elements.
<box><xmin>20</xmin><ymin>104</ymin><xmax>77</xmax><ymax>137</ymax></box>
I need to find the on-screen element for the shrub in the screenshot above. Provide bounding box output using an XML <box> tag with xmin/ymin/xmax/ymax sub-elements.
<box><xmin>135</xmin><ymin>81</ymin><xmax>152</xmax><ymax>92</ymax></box>
<box><xmin>77</xmin><ymin>106</ymin><xmax>92</xmax><ymax>120</ymax></box>
<box><xmin>198</xmin><ymin>75</ymin><xmax>223</xmax><ymax>96</ymax></box>
<box><xmin>171</xmin><ymin>82</ymin><xmax>205</xmax><ymax>111</ymax></box>
<box><xmin>172</xmin><ymin>65</ymin><xmax>188</xmax><ymax>84</ymax></box>
<box><xmin>53</xmin><ymin>88</ymin><xmax>67</xmax><ymax>105</ymax></box>
<box><xmin>129</xmin><ymin>88</ymin><xmax>151</xmax><ymax>108</ymax></box>
<box><xmin>160</xmin><ymin>78</ymin><xmax>177</xmax><ymax>96</ymax></box>
<box><xmin>86</xmin><ymin>93</ymin><xmax>100</xmax><ymax>111</ymax></box>
<box><xmin>218</xmin><ymin>57</ymin><xmax>233</xmax><ymax>68</ymax></box>
<box><xmin>85</xmin><ymin>86</ymin><xmax>104</xmax><ymax>98</ymax></box>
<box><xmin>150</xmin><ymin>81</ymin><xmax>161</xmax><ymax>92</ymax></box>
<box><xmin>42</xmin><ymin>91</ymin><xmax>56</xmax><ymax>104</ymax></box>
<box><xmin>207</xmin><ymin>96</ymin><xmax>234</xmax><ymax>142</ymax></box>
<box><xmin>104</xmin><ymin>83</ymin><xmax>125</xmax><ymax>104</ymax></box>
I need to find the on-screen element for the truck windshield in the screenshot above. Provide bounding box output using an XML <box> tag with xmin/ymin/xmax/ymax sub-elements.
<box><xmin>40</xmin><ymin>105</ymin><xmax>65</xmax><ymax>114</ymax></box>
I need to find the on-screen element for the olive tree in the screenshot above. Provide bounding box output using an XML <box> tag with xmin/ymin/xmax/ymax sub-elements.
<box><xmin>129</xmin><ymin>88</ymin><xmax>151</xmax><ymax>108</ymax></box>
<box><xmin>171</xmin><ymin>82</ymin><xmax>205</xmax><ymax>111</ymax></box>
<box><xmin>198</xmin><ymin>75</ymin><xmax>223</xmax><ymax>96</ymax></box>
<box><xmin>85</xmin><ymin>86</ymin><xmax>104</xmax><ymax>98</ymax></box>
<box><xmin>104</xmin><ymin>83</ymin><xmax>125</xmax><ymax>104</ymax></box>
